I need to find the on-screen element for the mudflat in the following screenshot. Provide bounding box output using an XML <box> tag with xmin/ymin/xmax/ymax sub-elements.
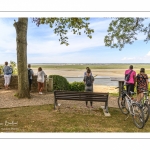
<box><xmin>32</xmin><ymin>68</ymin><xmax>126</xmax><ymax>77</ymax></box>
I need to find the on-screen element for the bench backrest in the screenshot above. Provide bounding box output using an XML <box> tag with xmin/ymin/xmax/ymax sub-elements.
<box><xmin>54</xmin><ymin>91</ymin><xmax>109</xmax><ymax>102</ymax></box>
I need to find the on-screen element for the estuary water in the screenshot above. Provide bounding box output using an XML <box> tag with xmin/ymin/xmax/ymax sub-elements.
<box><xmin>66</xmin><ymin>76</ymin><xmax>119</xmax><ymax>86</ymax></box>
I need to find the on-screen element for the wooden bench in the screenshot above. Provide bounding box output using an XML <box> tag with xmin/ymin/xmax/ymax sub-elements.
<box><xmin>54</xmin><ymin>91</ymin><xmax>109</xmax><ymax>113</ymax></box>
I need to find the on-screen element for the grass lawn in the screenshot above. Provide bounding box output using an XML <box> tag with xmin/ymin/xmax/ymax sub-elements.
<box><xmin>0</xmin><ymin>104</ymin><xmax>150</xmax><ymax>132</ymax></box>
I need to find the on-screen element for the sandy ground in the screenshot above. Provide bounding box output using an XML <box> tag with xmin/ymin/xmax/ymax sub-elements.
<box><xmin>32</xmin><ymin>68</ymin><xmax>125</xmax><ymax>77</ymax></box>
<box><xmin>93</xmin><ymin>85</ymin><xmax>118</xmax><ymax>93</ymax></box>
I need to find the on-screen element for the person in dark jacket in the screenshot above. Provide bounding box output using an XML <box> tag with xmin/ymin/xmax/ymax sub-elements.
<box><xmin>83</xmin><ymin>68</ymin><xmax>94</xmax><ymax>108</ymax></box>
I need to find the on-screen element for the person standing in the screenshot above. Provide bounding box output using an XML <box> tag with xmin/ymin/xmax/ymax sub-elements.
<box><xmin>125</xmin><ymin>65</ymin><xmax>136</xmax><ymax>96</ymax></box>
<box><xmin>83</xmin><ymin>68</ymin><xmax>94</xmax><ymax>108</ymax></box>
<box><xmin>84</xmin><ymin>67</ymin><xmax>92</xmax><ymax>76</ymax></box>
<box><xmin>3</xmin><ymin>61</ymin><xmax>11</xmax><ymax>90</ymax></box>
<box><xmin>136</xmin><ymin>68</ymin><xmax>149</xmax><ymax>102</ymax></box>
<box><xmin>28</xmin><ymin>64</ymin><xmax>34</xmax><ymax>92</ymax></box>
<box><xmin>37</xmin><ymin>67</ymin><xmax>46</xmax><ymax>94</ymax></box>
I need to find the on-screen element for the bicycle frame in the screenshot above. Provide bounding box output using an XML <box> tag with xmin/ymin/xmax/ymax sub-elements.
<box><xmin>120</xmin><ymin>87</ymin><xmax>136</xmax><ymax>115</ymax></box>
<box><xmin>117</xmin><ymin>85</ymin><xmax>145</xmax><ymax>128</ymax></box>
<box><xmin>141</xmin><ymin>91</ymin><xmax>149</xmax><ymax>105</ymax></box>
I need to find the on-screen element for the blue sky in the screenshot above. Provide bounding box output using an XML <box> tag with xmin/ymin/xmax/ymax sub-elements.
<box><xmin>1</xmin><ymin>17</ymin><xmax>150</xmax><ymax>64</ymax></box>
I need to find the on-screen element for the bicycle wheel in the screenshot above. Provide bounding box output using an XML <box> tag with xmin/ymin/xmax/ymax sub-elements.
<box><xmin>118</xmin><ymin>96</ymin><xmax>129</xmax><ymax>115</ymax></box>
<box><xmin>132</xmin><ymin>103</ymin><xmax>145</xmax><ymax>129</ymax></box>
<box><xmin>143</xmin><ymin>102</ymin><xmax>150</xmax><ymax>123</ymax></box>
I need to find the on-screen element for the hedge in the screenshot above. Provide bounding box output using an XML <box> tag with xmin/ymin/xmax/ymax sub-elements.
<box><xmin>49</xmin><ymin>75</ymin><xmax>70</xmax><ymax>90</ymax></box>
<box><xmin>49</xmin><ymin>75</ymin><xmax>85</xmax><ymax>91</ymax></box>
<box><xmin>69</xmin><ymin>81</ymin><xmax>85</xmax><ymax>91</ymax></box>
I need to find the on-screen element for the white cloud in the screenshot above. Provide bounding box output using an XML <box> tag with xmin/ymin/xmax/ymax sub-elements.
<box><xmin>27</xmin><ymin>23</ymin><xmax>108</xmax><ymax>55</ymax></box>
<box><xmin>27</xmin><ymin>35</ymin><xmax>105</xmax><ymax>55</ymax></box>
<box><xmin>121</xmin><ymin>57</ymin><xmax>136</xmax><ymax>60</ymax></box>
<box><xmin>146</xmin><ymin>51</ymin><xmax>150</xmax><ymax>56</ymax></box>
<box><xmin>0</xmin><ymin>19</ymin><xmax>16</xmax><ymax>53</ymax></box>
<box><xmin>26</xmin><ymin>18</ymin><xmax>111</xmax><ymax>55</ymax></box>
<box><xmin>27</xmin><ymin>52</ymin><xmax>105</xmax><ymax>63</ymax></box>
<box><xmin>121</xmin><ymin>56</ymin><xmax>150</xmax><ymax>63</ymax></box>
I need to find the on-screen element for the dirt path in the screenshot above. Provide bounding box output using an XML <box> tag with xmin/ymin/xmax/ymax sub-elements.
<box><xmin>0</xmin><ymin>89</ymin><xmax>118</xmax><ymax>109</ymax></box>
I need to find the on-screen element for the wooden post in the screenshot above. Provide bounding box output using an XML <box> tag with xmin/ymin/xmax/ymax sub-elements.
<box><xmin>49</xmin><ymin>78</ymin><xmax>53</xmax><ymax>91</ymax></box>
<box><xmin>118</xmin><ymin>81</ymin><xmax>124</xmax><ymax>97</ymax></box>
<box><xmin>47</xmin><ymin>78</ymin><xmax>53</xmax><ymax>92</ymax></box>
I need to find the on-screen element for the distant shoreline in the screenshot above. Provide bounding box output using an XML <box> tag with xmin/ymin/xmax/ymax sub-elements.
<box><xmin>31</xmin><ymin>63</ymin><xmax>150</xmax><ymax>64</ymax></box>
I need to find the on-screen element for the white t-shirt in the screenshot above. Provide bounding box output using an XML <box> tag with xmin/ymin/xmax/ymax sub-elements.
<box><xmin>37</xmin><ymin>71</ymin><xmax>46</xmax><ymax>83</ymax></box>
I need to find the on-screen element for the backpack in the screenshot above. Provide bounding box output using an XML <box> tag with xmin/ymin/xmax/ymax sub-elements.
<box><xmin>125</xmin><ymin>70</ymin><xmax>133</xmax><ymax>81</ymax></box>
<box><xmin>9</xmin><ymin>67</ymin><xmax>13</xmax><ymax>74</ymax></box>
<box><xmin>86</xmin><ymin>75</ymin><xmax>92</xmax><ymax>86</ymax></box>
<box><xmin>28</xmin><ymin>69</ymin><xmax>32</xmax><ymax>79</ymax></box>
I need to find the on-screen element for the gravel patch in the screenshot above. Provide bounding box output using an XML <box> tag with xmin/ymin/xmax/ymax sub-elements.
<box><xmin>0</xmin><ymin>89</ymin><xmax>118</xmax><ymax>109</ymax></box>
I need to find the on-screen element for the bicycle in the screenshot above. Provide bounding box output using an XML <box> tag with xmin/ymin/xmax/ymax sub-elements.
<box><xmin>138</xmin><ymin>90</ymin><xmax>150</xmax><ymax>123</ymax></box>
<box><xmin>116</xmin><ymin>86</ymin><xmax>145</xmax><ymax>129</ymax></box>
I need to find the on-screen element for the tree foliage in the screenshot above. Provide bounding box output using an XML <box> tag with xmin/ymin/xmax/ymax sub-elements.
<box><xmin>32</xmin><ymin>17</ymin><xmax>94</xmax><ymax>46</ymax></box>
<box><xmin>104</xmin><ymin>17</ymin><xmax>150</xmax><ymax>50</ymax></box>
<box><xmin>10</xmin><ymin>61</ymin><xmax>18</xmax><ymax>75</ymax></box>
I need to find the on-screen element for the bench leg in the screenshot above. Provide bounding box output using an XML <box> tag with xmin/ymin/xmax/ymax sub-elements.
<box><xmin>54</xmin><ymin>100</ymin><xmax>56</xmax><ymax>110</ymax></box>
<box><xmin>54</xmin><ymin>100</ymin><xmax>58</xmax><ymax>110</ymax></box>
<box><xmin>105</xmin><ymin>101</ymin><xmax>108</xmax><ymax>113</ymax></box>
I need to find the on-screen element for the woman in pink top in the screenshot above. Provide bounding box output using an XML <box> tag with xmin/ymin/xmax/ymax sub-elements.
<box><xmin>125</xmin><ymin>65</ymin><xmax>136</xmax><ymax>96</ymax></box>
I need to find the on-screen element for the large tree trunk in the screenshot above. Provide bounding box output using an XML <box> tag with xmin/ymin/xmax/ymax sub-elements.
<box><xmin>13</xmin><ymin>18</ymin><xmax>30</xmax><ymax>98</ymax></box>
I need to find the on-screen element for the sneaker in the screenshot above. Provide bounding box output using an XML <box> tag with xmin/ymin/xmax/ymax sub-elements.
<box><xmin>39</xmin><ymin>92</ymin><xmax>43</xmax><ymax>94</ymax></box>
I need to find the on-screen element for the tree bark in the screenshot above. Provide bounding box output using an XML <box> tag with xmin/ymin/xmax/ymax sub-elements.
<box><xmin>14</xmin><ymin>18</ymin><xmax>30</xmax><ymax>98</ymax></box>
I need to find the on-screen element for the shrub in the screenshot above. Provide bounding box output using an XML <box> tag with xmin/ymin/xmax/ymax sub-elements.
<box><xmin>49</xmin><ymin>75</ymin><xmax>70</xmax><ymax>90</ymax></box>
<box><xmin>49</xmin><ymin>75</ymin><xmax>85</xmax><ymax>92</ymax></box>
<box><xmin>69</xmin><ymin>81</ymin><xmax>85</xmax><ymax>91</ymax></box>
<box><xmin>0</xmin><ymin>66</ymin><xmax>3</xmax><ymax>75</ymax></box>
<box><xmin>10</xmin><ymin>61</ymin><xmax>18</xmax><ymax>75</ymax></box>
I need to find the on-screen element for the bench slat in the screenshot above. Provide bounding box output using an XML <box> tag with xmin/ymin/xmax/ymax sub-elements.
<box><xmin>54</xmin><ymin>90</ymin><xmax>109</xmax><ymax>113</ymax></box>
<box><xmin>54</xmin><ymin>98</ymin><xmax>108</xmax><ymax>101</ymax></box>
<box><xmin>55</xmin><ymin>96</ymin><xmax>108</xmax><ymax>100</ymax></box>
<box><xmin>54</xmin><ymin>91</ymin><xmax>108</xmax><ymax>95</ymax></box>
